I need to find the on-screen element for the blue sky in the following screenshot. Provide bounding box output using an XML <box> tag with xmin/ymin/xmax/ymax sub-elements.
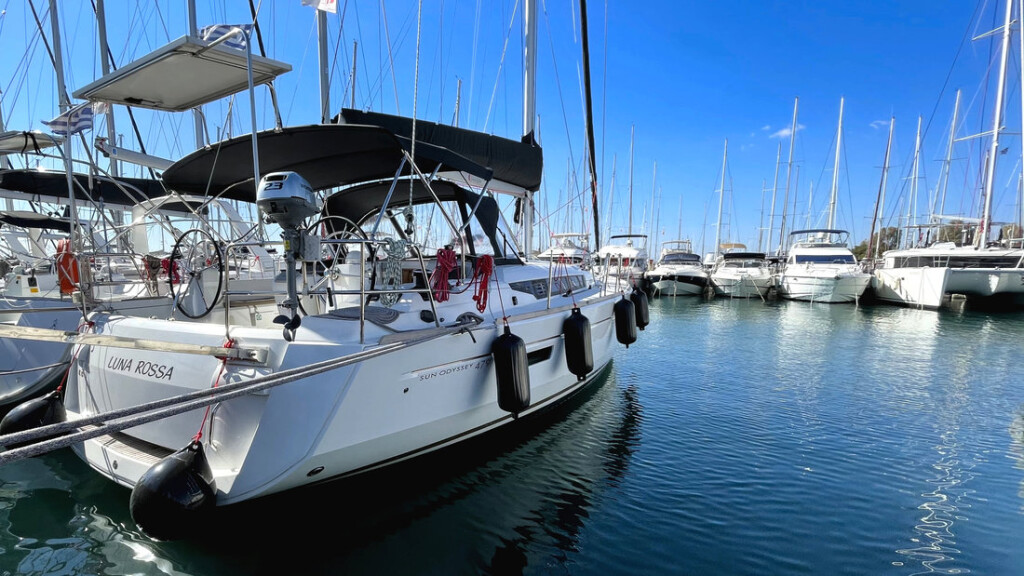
<box><xmin>1</xmin><ymin>0</ymin><xmax>1020</xmax><ymax>255</ymax></box>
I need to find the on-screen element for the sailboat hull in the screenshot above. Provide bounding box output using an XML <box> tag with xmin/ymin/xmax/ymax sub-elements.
<box><xmin>66</xmin><ymin>294</ymin><xmax>618</xmax><ymax>505</ymax></box>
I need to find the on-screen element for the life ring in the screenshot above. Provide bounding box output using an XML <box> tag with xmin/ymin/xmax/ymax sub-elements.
<box><xmin>55</xmin><ymin>238</ymin><xmax>79</xmax><ymax>295</ymax></box>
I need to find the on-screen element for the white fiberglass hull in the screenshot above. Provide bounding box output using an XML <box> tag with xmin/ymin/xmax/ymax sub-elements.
<box><xmin>650</xmin><ymin>279</ymin><xmax>704</xmax><ymax>296</ymax></box>
<box><xmin>776</xmin><ymin>269</ymin><xmax>870</xmax><ymax>303</ymax></box>
<box><xmin>945</xmin><ymin>267</ymin><xmax>1024</xmax><ymax>296</ymax></box>
<box><xmin>66</xmin><ymin>290</ymin><xmax>619</xmax><ymax>505</ymax></box>
<box><xmin>711</xmin><ymin>271</ymin><xmax>773</xmax><ymax>298</ymax></box>
<box><xmin>0</xmin><ymin>296</ymin><xmax>172</xmax><ymax>405</ymax></box>
<box><xmin>871</xmin><ymin>267</ymin><xmax>951</xmax><ymax>309</ymax></box>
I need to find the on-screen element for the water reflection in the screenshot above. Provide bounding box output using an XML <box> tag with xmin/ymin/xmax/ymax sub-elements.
<box><xmin>0</xmin><ymin>368</ymin><xmax>641</xmax><ymax>575</ymax></box>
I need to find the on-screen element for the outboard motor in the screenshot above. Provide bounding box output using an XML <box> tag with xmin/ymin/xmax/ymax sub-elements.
<box><xmin>256</xmin><ymin>172</ymin><xmax>321</xmax><ymax>340</ymax></box>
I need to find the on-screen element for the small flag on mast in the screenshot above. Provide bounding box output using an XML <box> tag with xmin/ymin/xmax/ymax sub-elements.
<box><xmin>302</xmin><ymin>0</ymin><xmax>338</xmax><ymax>14</ymax></box>
<box><xmin>199</xmin><ymin>24</ymin><xmax>254</xmax><ymax>51</ymax></box>
<box><xmin>43</xmin><ymin>102</ymin><xmax>103</xmax><ymax>136</ymax></box>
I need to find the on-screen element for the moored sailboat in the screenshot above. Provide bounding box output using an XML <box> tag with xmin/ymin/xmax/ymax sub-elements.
<box><xmin>0</xmin><ymin>2</ymin><xmax>647</xmax><ymax>541</ymax></box>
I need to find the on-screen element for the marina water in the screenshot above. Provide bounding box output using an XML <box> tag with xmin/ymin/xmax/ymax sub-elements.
<box><xmin>1</xmin><ymin>297</ymin><xmax>1022</xmax><ymax>574</ymax></box>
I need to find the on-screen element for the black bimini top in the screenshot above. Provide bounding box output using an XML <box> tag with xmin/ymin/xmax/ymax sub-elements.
<box><xmin>322</xmin><ymin>180</ymin><xmax>508</xmax><ymax>257</ymax></box>
<box><xmin>337</xmin><ymin>109</ymin><xmax>542</xmax><ymax>191</ymax></box>
<box><xmin>0</xmin><ymin>210</ymin><xmax>71</xmax><ymax>232</ymax></box>
<box><xmin>0</xmin><ymin>169</ymin><xmax>166</xmax><ymax>207</ymax></box>
<box><xmin>162</xmin><ymin>124</ymin><xmax>497</xmax><ymax>199</ymax></box>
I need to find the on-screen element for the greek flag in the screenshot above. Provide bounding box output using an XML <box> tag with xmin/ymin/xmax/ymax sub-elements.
<box><xmin>301</xmin><ymin>0</ymin><xmax>338</xmax><ymax>14</ymax></box>
<box><xmin>199</xmin><ymin>24</ymin><xmax>253</xmax><ymax>51</ymax></box>
<box><xmin>43</xmin><ymin>103</ymin><xmax>99</xmax><ymax>136</ymax></box>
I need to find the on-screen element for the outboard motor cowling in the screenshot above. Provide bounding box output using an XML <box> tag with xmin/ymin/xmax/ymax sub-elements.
<box><xmin>256</xmin><ymin>172</ymin><xmax>320</xmax><ymax>229</ymax></box>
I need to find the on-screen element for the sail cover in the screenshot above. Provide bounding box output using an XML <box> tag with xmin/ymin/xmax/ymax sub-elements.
<box><xmin>337</xmin><ymin>109</ymin><xmax>543</xmax><ymax>191</ymax></box>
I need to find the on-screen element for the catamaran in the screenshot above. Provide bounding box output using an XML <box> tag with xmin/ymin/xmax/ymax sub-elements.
<box><xmin>870</xmin><ymin>0</ymin><xmax>1024</xmax><ymax>309</ymax></box>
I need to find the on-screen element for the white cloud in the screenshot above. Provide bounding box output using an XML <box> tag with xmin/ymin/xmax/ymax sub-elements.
<box><xmin>761</xmin><ymin>125</ymin><xmax>771</xmax><ymax>131</ymax></box>
<box><xmin>769</xmin><ymin>124</ymin><xmax>805</xmax><ymax>139</ymax></box>
<box><xmin>869</xmin><ymin>119</ymin><xmax>889</xmax><ymax>130</ymax></box>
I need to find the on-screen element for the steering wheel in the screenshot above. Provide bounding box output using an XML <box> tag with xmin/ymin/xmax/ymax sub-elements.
<box><xmin>305</xmin><ymin>215</ymin><xmax>368</xmax><ymax>267</ymax></box>
<box><xmin>168</xmin><ymin>228</ymin><xmax>224</xmax><ymax>319</ymax></box>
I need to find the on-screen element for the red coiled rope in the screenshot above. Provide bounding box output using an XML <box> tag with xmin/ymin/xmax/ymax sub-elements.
<box><xmin>430</xmin><ymin>248</ymin><xmax>457</xmax><ymax>302</ymax></box>
<box><xmin>193</xmin><ymin>338</ymin><xmax>235</xmax><ymax>442</ymax></box>
<box><xmin>471</xmin><ymin>255</ymin><xmax>494</xmax><ymax>313</ymax></box>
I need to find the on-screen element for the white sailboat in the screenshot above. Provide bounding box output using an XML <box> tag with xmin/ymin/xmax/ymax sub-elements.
<box><xmin>871</xmin><ymin>0</ymin><xmax>1024</xmax><ymax>309</ymax></box>
<box><xmin>7</xmin><ymin>3</ymin><xmax>646</xmax><ymax>541</ymax></box>
<box><xmin>776</xmin><ymin>98</ymin><xmax>870</xmax><ymax>303</ymax></box>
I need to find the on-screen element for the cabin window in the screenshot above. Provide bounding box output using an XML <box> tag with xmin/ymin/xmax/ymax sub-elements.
<box><xmin>794</xmin><ymin>254</ymin><xmax>855</xmax><ymax>264</ymax></box>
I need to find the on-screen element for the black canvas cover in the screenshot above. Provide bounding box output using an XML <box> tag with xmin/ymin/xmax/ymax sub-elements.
<box><xmin>161</xmin><ymin>124</ymin><xmax>492</xmax><ymax>199</ymax></box>
<box><xmin>0</xmin><ymin>169</ymin><xmax>166</xmax><ymax>207</ymax></box>
<box><xmin>0</xmin><ymin>210</ymin><xmax>71</xmax><ymax>232</ymax></box>
<box><xmin>338</xmin><ymin>109</ymin><xmax>542</xmax><ymax>191</ymax></box>
<box><xmin>323</xmin><ymin>180</ymin><xmax>506</xmax><ymax>256</ymax></box>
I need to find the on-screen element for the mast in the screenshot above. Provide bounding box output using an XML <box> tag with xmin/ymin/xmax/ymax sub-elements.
<box><xmin>937</xmin><ymin>90</ymin><xmax>961</xmax><ymax>218</ymax></box>
<box><xmin>186</xmin><ymin>1</ymin><xmax>204</xmax><ymax>148</ymax></box>
<box><xmin>48</xmin><ymin>0</ymin><xmax>69</xmax><ymax>112</ymax></box>
<box><xmin>628</xmin><ymin>124</ymin><xmax>635</xmax><ymax>237</ymax></box>
<box><xmin>827</xmin><ymin>97</ymin><xmax>844</xmax><ymax>230</ymax></box>
<box><xmin>605</xmin><ymin>154</ymin><xmax>616</xmax><ymax>242</ymax></box>
<box><xmin>806</xmin><ymin>181</ymin><xmax>814</xmax><ymax>229</ymax></box>
<box><xmin>757</xmin><ymin>179</ymin><xmax>767</xmax><ymax>252</ymax></box>
<box><xmin>579</xmin><ymin>0</ymin><xmax>602</xmax><ymax>251</ymax></box>
<box><xmin>906</xmin><ymin>116</ymin><xmax>922</xmax><ymax>248</ymax></box>
<box><xmin>777</xmin><ymin>97</ymin><xmax>799</xmax><ymax>254</ymax></box>
<box><xmin>677</xmin><ymin>196</ymin><xmax>683</xmax><ymax>240</ymax></box>
<box><xmin>0</xmin><ymin>95</ymin><xmax>11</xmax><ymax>171</ymax></box>
<box><xmin>648</xmin><ymin>160</ymin><xmax>657</xmax><ymax>254</ymax></box>
<box><xmin>522</xmin><ymin>0</ymin><xmax>538</xmax><ymax>256</ymax></box>
<box><xmin>350</xmin><ymin>41</ymin><xmax>358</xmax><ymax>109</ymax></box>
<box><xmin>713</xmin><ymin>139</ymin><xmax>727</xmax><ymax>260</ymax></box>
<box><xmin>95</xmin><ymin>0</ymin><xmax>118</xmax><ymax>176</ymax></box>
<box><xmin>317</xmin><ymin>9</ymin><xmax>330</xmax><ymax>124</ymax></box>
<box><xmin>978</xmin><ymin>0</ymin><xmax>1014</xmax><ymax>248</ymax></box>
<box><xmin>868</xmin><ymin>117</ymin><xmax>895</xmax><ymax>260</ymax></box>
<box><xmin>454</xmin><ymin>78</ymin><xmax>462</xmax><ymax>127</ymax></box>
<box><xmin>765</xmin><ymin>141</ymin><xmax>781</xmax><ymax>253</ymax></box>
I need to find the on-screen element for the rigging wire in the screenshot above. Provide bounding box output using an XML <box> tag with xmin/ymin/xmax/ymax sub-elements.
<box><xmin>381</xmin><ymin>1</ymin><xmax>401</xmax><ymax>115</ymax></box>
<box><xmin>482</xmin><ymin>0</ymin><xmax>519</xmax><ymax>134</ymax></box>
